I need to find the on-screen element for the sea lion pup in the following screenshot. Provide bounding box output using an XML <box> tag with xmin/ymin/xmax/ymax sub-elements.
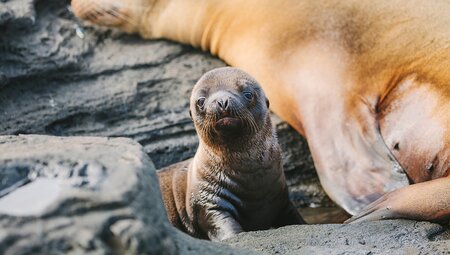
<box><xmin>71</xmin><ymin>0</ymin><xmax>450</xmax><ymax>223</ymax></box>
<box><xmin>157</xmin><ymin>67</ymin><xmax>304</xmax><ymax>241</ymax></box>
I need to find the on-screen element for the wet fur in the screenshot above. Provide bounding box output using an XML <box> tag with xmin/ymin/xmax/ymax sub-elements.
<box><xmin>158</xmin><ymin>68</ymin><xmax>304</xmax><ymax>241</ymax></box>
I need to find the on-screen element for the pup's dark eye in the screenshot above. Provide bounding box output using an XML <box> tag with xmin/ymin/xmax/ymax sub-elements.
<box><xmin>197</xmin><ymin>97</ymin><xmax>206</xmax><ymax>108</ymax></box>
<box><xmin>243</xmin><ymin>92</ymin><xmax>253</xmax><ymax>100</ymax></box>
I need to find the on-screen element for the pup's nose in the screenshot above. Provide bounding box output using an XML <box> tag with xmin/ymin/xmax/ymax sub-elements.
<box><xmin>217</xmin><ymin>98</ymin><xmax>229</xmax><ymax>111</ymax></box>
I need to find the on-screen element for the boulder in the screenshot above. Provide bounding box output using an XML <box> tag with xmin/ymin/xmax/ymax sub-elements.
<box><xmin>0</xmin><ymin>135</ymin><xmax>253</xmax><ymax>255</ymax></box>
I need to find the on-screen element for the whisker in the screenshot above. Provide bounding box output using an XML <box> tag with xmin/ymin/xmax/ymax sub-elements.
<box><xmin>234</xmin><ymin>106</ymin><xmax>258</xmax><ymax>135</ymax></box>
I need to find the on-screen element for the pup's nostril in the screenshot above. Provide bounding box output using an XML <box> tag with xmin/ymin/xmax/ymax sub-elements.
<box><xmin>217</xmin><ymin>98</ymin><xmax>229</xmax><ymax>110</ymax></box>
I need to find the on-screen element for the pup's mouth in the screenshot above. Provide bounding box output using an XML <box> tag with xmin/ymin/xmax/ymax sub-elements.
<box><xmin>215</xmin><ymin>117</ymin><xmax>241</xmax><ymax>128</ymax></box>
<box><xmin>214</xmin><ymin>115</ymin><xmax>242</xmax><ymax>135</ymax></box>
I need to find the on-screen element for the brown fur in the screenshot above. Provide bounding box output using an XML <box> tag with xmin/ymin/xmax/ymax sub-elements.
<box><xmin>157</xmin><ymin>160</ymin><xmax>189</xmax><ymax>232</ymax></box>
<box><xmin>157</xmin><ymin>68</ymin><xmax>304</xmax><ymax>241</ymax></box>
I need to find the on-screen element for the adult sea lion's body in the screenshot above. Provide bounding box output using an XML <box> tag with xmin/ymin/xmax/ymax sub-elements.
<box><xmin>71</xmin><ymin>0</ymin><xmax>450</xmax><ymax>223</ymax></box>
<box><xmin>157</xmin><ymin>68</ymin><xmax>304</xmax><ymax>241</ymax></box>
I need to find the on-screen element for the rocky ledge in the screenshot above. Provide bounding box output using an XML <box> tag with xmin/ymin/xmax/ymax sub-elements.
<box><xmin>0</xmin><ymin>0</ymin><xmax>448</xmax><ymax>254</ymax></box>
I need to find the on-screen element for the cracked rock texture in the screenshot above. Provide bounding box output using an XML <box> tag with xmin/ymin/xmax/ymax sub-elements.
<box><xmin>0</xmin><ymin>0</ymin><xmax>332</xmax><ymax>211</ymax></box>
<box><xmin>0</xmin><ymin>0</ymin><xmax>35</xmax><ymax>26</ymax></box>
<box><xmin>0</xmin><ymin>135</ymin><xmax>253</xmax><ymax>255</ymax></box>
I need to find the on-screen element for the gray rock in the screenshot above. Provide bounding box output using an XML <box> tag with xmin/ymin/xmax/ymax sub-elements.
<box><xmin>0</xmin><ymin>0</ymin><xmax>35</xmax><ymax>26</ymax></box>
<box><xmin>0</xmin><ymin>0</ymin><xmax>331</xmax><ymax>212</ymax></box>
<box><xmin>0</xmin><ymin>135</ymin><xmax>253</xmax><ymax>255</ymax></box>
<box><xmin>226</xmin><ymin>220</ymin><xmax>450</xmax><ymax>255</ymax></box>
<box><xmin>0</xmin><ymin>135</ymin><xmax>175</xmax><ymax>254</ymax></box>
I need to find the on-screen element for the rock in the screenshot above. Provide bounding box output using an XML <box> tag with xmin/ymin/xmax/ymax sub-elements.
<box><xmin>0</xmin><ymin>0</ymin><xmax>331</xmax><ymax>213</ymax></box>
<box><xmin>0</xmin><ymin>0</ymin><xmax>35</xmax><ymax>26</ymax></box>
<box><xmin>226</xmin><ymin>220</ymin><xmax>450</xmax><ymax>254</ymax></box>
<box><xmin>0</xmin><ymin>135</ymin><xmax>253</xmax><ymax>255</ymax></box>
<box><xmin>0</xmin><ymin>135</ymin><xmax>175</xmax><ymax>254</ymax></box>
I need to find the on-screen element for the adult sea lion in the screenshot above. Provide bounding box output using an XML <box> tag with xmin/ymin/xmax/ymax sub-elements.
<box><xmin>157</xmin><ymin>67</ymin><xmax>304</xmax><ymax>241</ymax></box>
<box><xmin>71</xmin><ymin>0</ymin><xmax>450</xmax><ymax>223</ymax></box>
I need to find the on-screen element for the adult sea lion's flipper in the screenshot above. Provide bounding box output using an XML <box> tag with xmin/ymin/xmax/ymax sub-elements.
<box><xmin>282</xmin><ymin>43</ymin><xmax>411</xmax><ymax>215</ymax></box>
<box><xmin>306</xmin><ymin>112</ymin><xmax>410</xmax><ymax>216</ymax></box>
<box><xmin>71</xmin><ymin>0</ymin><xmax>144</xmax><ymax>33</ymax></box>
<box><xmin>345</xmin><ymin>177</ymin><xmax>450</xmax><ymax>224</ymax></box>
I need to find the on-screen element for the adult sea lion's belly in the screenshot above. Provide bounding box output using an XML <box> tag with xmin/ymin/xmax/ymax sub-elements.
<box><xmin>378</xmin><ymin>75</ymin><xmax>450</xmax><ymax>183</ymax></box>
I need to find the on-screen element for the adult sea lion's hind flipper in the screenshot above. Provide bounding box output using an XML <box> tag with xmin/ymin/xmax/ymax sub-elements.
<box><xmin>71</xmin><ymin>0</ymin><xmax>143</xmax><ymax>33</ymax></box>
<box><xmin>345</xmin><ymin>177</ymin><xmax>450</xmax><ymax>224</ymax></box>
<box><xmin>306</xmin><ymin>101</ymin><xmax>410</xmax><ymax>216</ymax></box>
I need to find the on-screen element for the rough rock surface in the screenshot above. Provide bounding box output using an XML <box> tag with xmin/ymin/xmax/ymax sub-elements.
<box><xmin>0</xmin><ymin>0</ymin><xmax>332</xmax><ymax>212</ymax></box>
<box><xmin>227</xmin><ymin>220</ymin><xmax>450</xmax><ymax>255</ymax></box>
<box><xmin>0</xmin><ymin>135</ymin><xmax>253</xmax><ymax>255</ymax></box>
<box><xmin>0</xmin><ymin>0</ymin><xmax>35</xmax><ymax>26</ymax></box>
